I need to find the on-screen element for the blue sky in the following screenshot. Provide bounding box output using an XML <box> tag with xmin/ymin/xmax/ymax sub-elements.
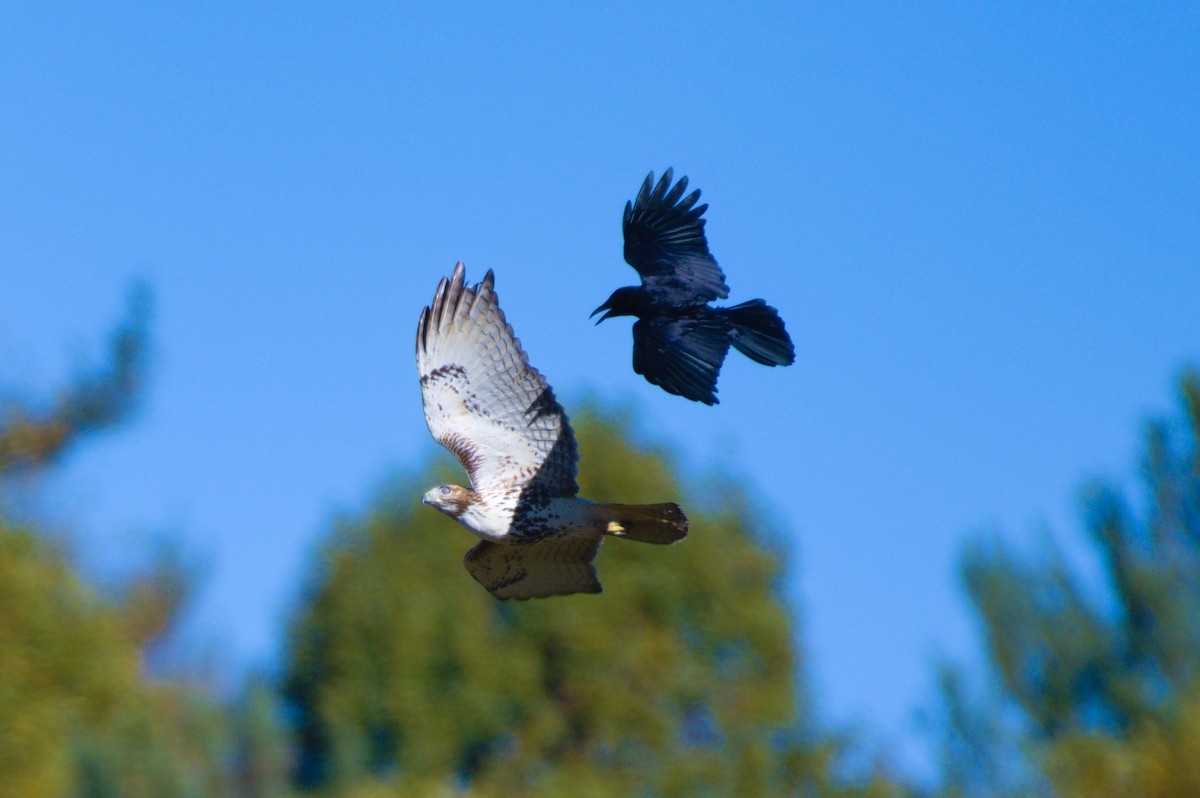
<box><xmin>2</xmin><ymin>2</ymin><xmax>1197</xmax><ymax>774</ymax></box>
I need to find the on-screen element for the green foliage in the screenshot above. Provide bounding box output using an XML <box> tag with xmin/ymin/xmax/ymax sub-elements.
<box><xmin>1041</xmin><ymin>687</ymin><xmax>1200</xmax><ymax>798</ymax></box>
<box><xmin>284</xmin><ymin>407</ymin><xmax>903</xmax><ymax>797</ymax></box>
<box><xmin>938</xmin><ymin>371</ymin><xmax>1200</xmax><ymax>797</ymax></box>
<box><xmin>0</xmin><ymin>519</ymin><xmax>136</xmax><ymax>797</ymax></box>
<box><xmin>0</xmin><ymin>499</ymin><xmax>305</xmax><ymax>798</ymax></box>
<box><xmin>232</xmin><ymin>679</ymin><xmax>296</xmax><ymax>798</ymax></box>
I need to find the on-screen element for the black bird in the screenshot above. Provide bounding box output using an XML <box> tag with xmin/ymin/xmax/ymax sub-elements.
<box><xmin>591</xmin><ymin>169</ymin><xmax>795</xmax><ymax>405</ymax></box>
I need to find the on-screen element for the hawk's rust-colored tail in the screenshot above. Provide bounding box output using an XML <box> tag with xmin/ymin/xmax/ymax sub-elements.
<box><xmin>595</xmin><ymin>502</ymin><xmax>688</xmax><ymax>544</ymax></box>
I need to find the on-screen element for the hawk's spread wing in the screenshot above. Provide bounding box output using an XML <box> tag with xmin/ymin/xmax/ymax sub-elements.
<box><xmin>632</xmin><ymin>314</ymin><xmax>731</xmax><ymax>406</ymax></box>
<box><xmin>417</xmin><ymin>262</ymin><xmax>579</xmax><ymax>496</ymax></box>
<box><xmin>623</xmin><ymin>168</ymin><xmax>730</xmax><ymax>306</ymax></box>
<box><xmin>464</xmin><ymin>537</ymin><xmax>603</xmax><ymax>600</ymax></box>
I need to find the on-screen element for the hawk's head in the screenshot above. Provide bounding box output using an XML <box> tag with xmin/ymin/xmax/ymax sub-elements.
<box><xmin>422</xmin><ymin>484</ymin><xmax>474</xmax><ymax>518</ymax></box>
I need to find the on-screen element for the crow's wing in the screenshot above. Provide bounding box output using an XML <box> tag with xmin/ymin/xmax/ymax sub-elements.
<box><xmin>632</xmin><ymin>314</ymin><xmax>731</xmax><ymax>405</ymax></box>
<box><xmin>417</xmin><ymin>262</ymin><xmax>579</xmax><ymax>496</ymax></box>
<box><xmin>623</xmin><ymin>169</ymin><xmax>730</xmax><ymax>306</ymax></box>
<box><xmin>464</xmin><ymin>537</ymin><xmax>603</xmax><ymax>600</ymax></box>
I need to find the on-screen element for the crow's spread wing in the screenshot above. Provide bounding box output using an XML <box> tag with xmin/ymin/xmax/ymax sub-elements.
<box><xmin>623</xmin><ymin>168</ymin><xmax>730</xmax><ymax>306</ymax></box>
<box><xmin>632</xmin><ymin>314</ymin><xmax>731</xmax><ymax>405</ymax></box>
<box><xmin>464</xmin><ymin>537</ymin><xmax>603</xmax><ymax>600</ymax></box>
<box><xmin>417</xmin><ymin>262</ymin><xmax>578</xmax><ymax>496</ymax></box>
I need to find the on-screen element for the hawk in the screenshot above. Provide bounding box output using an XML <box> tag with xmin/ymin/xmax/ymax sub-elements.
<box><xmin>417</xmin><ymin>262</ymin><xmax>688</xmax><ymax>600</ymax></box>
<box><xmin>592</xmin><ymin>168</ymin><xmax>796</xmax><ymax>405</ymax></box>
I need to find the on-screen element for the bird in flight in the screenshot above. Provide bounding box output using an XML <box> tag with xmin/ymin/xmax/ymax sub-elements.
<box><xmin>592</xmin><ymin>168</ymin><xmax>795</xmax><ymax>405</ymax></box>
<box><xmin>417</xmin><ymin>262</ymin><xmax>689</xmax><ymax>600</ymax></box>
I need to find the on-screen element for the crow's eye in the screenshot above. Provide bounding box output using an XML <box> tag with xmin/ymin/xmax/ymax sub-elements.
<box><xmin>439</xmin><ymin>486</ymin><xmax>451</xmax><ymax>496</ymax></box>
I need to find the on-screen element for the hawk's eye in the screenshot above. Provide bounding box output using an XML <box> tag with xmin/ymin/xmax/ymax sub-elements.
<box><xmin>439</xmin><ymin>486</ymin><xmax>451</xmax><ymax>496</ymax></box>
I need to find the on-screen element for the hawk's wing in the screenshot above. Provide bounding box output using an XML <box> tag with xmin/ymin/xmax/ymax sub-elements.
<box><xmin>632</xmin><ymin>314</ymin><xmax>731</xmax><ymax>406</ymax></box>
<box><xmin>623</xmin><ymin>168</ymin><xmax>730</xmax><ymax>306</ymax></box>
<box><xmin>464</xmin><ymin>537</ymin><xmax>603</xmax><ymax>600</ymax></box>
<box><xmin>416</xmin><ymin>262</ymin><xmax>578</xmax><ymax>497</ymax></box>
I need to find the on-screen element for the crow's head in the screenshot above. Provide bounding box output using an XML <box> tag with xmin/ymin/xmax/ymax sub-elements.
<box><xmin>591</xmin><ymin>286</ymin><xmax>648</xmax><ymax>323</ymax></box>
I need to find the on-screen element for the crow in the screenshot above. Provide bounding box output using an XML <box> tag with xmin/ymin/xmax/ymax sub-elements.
<box><xmin>591</xmin><ymin>169</ymin><xmax>795</xmax><ymax>405</ymax></box>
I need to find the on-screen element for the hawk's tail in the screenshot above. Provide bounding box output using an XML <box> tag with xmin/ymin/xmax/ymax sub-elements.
<box><xmin>722</xmin><ymin>299</ymin><xmax>795</xmax><ymax>367</ymax></box>
<box><xmin>595</xmin><ymin>502</ymin><xmax>688</xmax><ymax>545</ymax></box>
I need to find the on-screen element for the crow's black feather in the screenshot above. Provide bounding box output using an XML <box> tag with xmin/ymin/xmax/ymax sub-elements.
<box><xmin>622</xmin><ymin>168</ymin><xmax>729</xmax><ymax>305</ymax></box>
<box><xmin>632</xmin><ymin>313</ymin><xmax>731</xmax><ymax>405</ymax></box>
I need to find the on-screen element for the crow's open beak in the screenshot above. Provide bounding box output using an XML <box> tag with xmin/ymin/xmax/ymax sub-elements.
<box><xmin>590</xmin><ymin>304</ymin><xmax>614</xmax><ymax>324</ymax></box>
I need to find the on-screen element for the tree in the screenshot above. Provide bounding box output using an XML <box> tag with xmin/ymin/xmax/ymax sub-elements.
<box><xmin>0</xmin><ymin>517</ymin><xmax>140</xmax><ymax>797</ymax></box>
<box><xmin>932</xmin><ymin>370</ymin><xmax>1200</xmax><ymax>797</ymax></box>
<box><xmin>284</xmin><ymin>407</ymin><xmax>909</xmax><ymax>798</ymax></box>
<box><xmin>0</xmin><ymin>290</ymin><xmax>295</xmax><ymax>798</ymax></box>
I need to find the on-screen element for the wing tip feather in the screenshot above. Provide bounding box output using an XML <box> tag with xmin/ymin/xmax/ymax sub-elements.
<box><xmin>638</xmin><ymin>170</ymin><xmax>655</xmax><ymax>201</ymax></box>
<box><xmin>416</xmin><ymin>306</ymin><xmax>429</xmax><ymax>356</ymax></box>
<box><xmin>421</xmin><ymin>261</ymin><xmax>508</xmax><ymax>352</ymax></box>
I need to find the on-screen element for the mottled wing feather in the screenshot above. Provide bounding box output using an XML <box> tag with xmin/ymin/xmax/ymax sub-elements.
<box><xmin>623</xmin><ymin>168</ymin><xmax>730</xmax><ymax>305</ymax></box>
<box><xmin>464</xmin><ymin>537</ymin><xmax>603</xmax><ymax>600</ymax></box>
<box><xmin>632</xmin><ymin>314</ymin><xmax>731</xmax><ymax>406</ymax></box>
<box><xmin>417</xmin><ymin>262</ymin><xmax>579</xmax><ymax>496</ymax></box>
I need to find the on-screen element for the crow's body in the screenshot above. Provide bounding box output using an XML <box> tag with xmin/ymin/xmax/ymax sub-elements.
<box><xmin>592</xmin><ymin>169</ymin><xmax>795</xmax><ymax>405</ymax></box>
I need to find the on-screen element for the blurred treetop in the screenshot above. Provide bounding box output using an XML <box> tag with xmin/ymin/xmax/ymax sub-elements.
<box><xmin>936</xmin><ymin>370</ymin><xmax>1200</xmax><ymax>798</ymax></box>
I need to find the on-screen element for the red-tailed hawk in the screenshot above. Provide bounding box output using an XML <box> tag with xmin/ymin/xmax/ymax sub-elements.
<box><xmin>417</xmin><ymin>262</ymin><xmax>688</xmax><ymax>600</ymax></box>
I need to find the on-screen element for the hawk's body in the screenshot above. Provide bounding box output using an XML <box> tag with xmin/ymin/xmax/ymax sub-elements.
<box><xmin>417</xmin><ymin>262</ymin><xmax>687</xmax><ymax>600</ymax></box>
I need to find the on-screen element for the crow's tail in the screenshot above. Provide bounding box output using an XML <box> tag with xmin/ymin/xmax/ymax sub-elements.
<box><xmin>594</xmin><ymin>502</ymin><xmax>688</xmax><ymax>544</ymax></box>
<box><xmin>722</xmin><ymin>300</ymin><xmax>795</xmax><ymax>366</ymax></box>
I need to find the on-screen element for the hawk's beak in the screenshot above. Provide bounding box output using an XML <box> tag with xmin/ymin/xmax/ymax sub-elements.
<box><xmin>590</xmin><ymin>303</ymin><xmax>614</xmax><ymax>324</ymax></box>
<box><xmin>421</xmin><ymin>494</ymin><xmax>432</xmax><ymax>506</ymax></box>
